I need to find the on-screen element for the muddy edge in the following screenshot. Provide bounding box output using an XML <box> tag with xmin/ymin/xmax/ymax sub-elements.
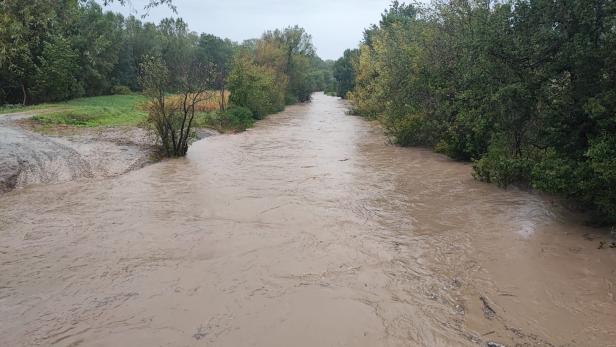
<box><xmin>0</xmin><ymin>111</ymin><xmax>217</xmax><ymax>193</ymax></box>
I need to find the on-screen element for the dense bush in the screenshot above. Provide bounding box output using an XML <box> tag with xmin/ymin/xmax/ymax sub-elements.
<box><xmin>342</xmin><ymin>0</ymin><xmax>616</xmax><ymax>223</ymax></box>
<box><xmin>110</xmin><ymin>85</ymin><xmax>132</xmax><ymax>95</ymax></box>
<box><xmin>333</xmin><ymin>49</ymin><xmax>358</xmax><ymax>99</ymax></box>
<box><xmin>205</xmin><ymin>106</ymin><xmax>255</xmax><ymax>132</ymax></box>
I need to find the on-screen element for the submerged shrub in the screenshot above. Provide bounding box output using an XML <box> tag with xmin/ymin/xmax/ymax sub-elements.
<box><xmin>472</xmin><ymin>136</ymin><xmax>533</xmax><ymax>187</ymax></box>
<box><xmin>139</xmin><ymin>55</ymin><xmax>214</xmax><ymax>157</ymax></box>
<box><xmin>385</xmin><ymin>113</ymin><xmax>434</xmax><ymax>147</ymax></box>
<box><xmin>206</xmin><ymin>106</ymin><xmax>255</xmax><ymax>132</ymax></box>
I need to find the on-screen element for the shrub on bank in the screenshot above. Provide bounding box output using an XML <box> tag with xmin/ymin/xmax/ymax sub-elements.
<box><xmin>200</xmin><ymin>106</ymin><xmax>255</xmax><ymax>132</ymax></box>
<box><xmin>111</xmin><ymin>85</ymin><xmax>132</xmax><ymax>95</ymax></box>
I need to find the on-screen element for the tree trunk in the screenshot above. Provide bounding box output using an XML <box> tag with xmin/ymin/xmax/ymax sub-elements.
<box><xmin>220</xmin><ymin>86</ymin><xmax>226</xmax><ymax>111</ymax></box>
<box><xmin>219</xmin><ymin>70</ymin><xmax>226</xmax><ymax>111</ymax></box>
<box><xmin>21</xmin><ymin>83</ymin><xmax>27</xmax><ymax>106</ymax></box>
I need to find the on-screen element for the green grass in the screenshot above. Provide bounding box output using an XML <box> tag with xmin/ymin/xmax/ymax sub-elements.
<box><xmin>20</xmin><ymin>95</ymin><xmax>146</xmax><ymax>127</ymax></box>
<box><xmin>0</xmin><ymin>102</ymin><xmax>60</xmax><ymax>114</ymax></box>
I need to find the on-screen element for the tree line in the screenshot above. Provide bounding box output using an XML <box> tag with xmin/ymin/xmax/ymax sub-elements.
<box><xmin>228</xmin><ymin>26</ymin><xmax>335</xmax><ymax>119</ymax></box>
<box><xmin>334</xmin><ymin>0</ymin><xmax>616</xmax><ymax>223</ymax></box>
<box><xmin>0</xmin><ymin>0</ymin><xmax>334</xmax><ymax>110</ymax></box>
<box><xmin>1</xmin><ymin>0</ymin><xmax>335</xmax><ymax>157</ymax></box>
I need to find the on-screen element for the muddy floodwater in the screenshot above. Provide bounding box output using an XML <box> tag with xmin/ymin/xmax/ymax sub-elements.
<box><xmin>1</xmin><ymin>93</ymin><xmax>615</xmax><ymax>347</ymax></box>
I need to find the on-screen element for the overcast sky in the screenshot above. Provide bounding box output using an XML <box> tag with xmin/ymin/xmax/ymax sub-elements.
<box><xmin>104</xmin><ymin>0</ymin><xmax>397</xmax><ymax>60</ymax></box>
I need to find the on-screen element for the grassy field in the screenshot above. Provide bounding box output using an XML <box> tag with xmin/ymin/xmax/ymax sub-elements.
<box><xmin>26</xmin><ymin>95</ymin><xmax>148</xmax><ymax>127</ymax></box>
<box><xmin>1</xmin><ymin>92</ymin><xmax>252</xmax><ymax>132</ymax></box>
<box><xmin>0</xmin><ymin>102</ymin><xmax>61</xmax><ymax>115</ymax></box>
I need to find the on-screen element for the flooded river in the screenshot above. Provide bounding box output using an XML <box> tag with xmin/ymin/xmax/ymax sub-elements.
<box><xmin>1</xmin><ymin>93</ymin><xmax>615</xmax><ymax>346</ymax></box>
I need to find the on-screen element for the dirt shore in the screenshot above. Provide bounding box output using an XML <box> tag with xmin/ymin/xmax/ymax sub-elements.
<box><xmin>0</xmin><ymin>111</ymin><xmax>216</xmax><ymax>193</ymax></box>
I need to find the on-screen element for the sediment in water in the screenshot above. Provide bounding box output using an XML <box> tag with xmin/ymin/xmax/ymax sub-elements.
<box><xmin>1</xmin><ymin>94</ymin><xmax>615</xmax><ymax>347</ymax></box>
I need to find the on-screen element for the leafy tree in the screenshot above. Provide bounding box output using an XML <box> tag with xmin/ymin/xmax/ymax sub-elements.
<box><xmin>333</xmin><ymin>49</ymin><xmax>358</xmax><ymax>98</ymax></box>
<box><xmin>72</xmin><ymin>1</ymin><xmax>124</xmax><ymax>96</ymax></box>
<box><xmin>197</xmin><ymin>34</ymin><xmax>237</xmax><ymax>110</ymax></box>
<box><xmin>228</xmin><ymin>26</ymin><xmax>327</xmax><ymax>118</ymax></box>
<box><xmin>261</xmin><ymin>26</ymin><xmax>317</xmax><ymax>103</ymax></box>
<box><xmin>227</xmin><ymin>51</ymin><xmax>285</xmax><ymax>119</ymax></box>
<box><xmin>33</xmin><ymin>35</ymin><xmax>82</xmax><ymax>102</ymax></box>
<box><xmin>0</xmin><ymin>0</ymin><xmax>66</xmax><ymax>105</ymax></box>
<box><xmin>140</xmin><ymin>53</ymin><xmax>214</xmax><ymax>157</ymax></box>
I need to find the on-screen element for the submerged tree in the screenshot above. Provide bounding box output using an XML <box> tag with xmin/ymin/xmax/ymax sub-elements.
<box><xmin>139</xmin><ymin>55</ymin><xmax>214</xmax><ymax>157</ymax></box>
<box><xmin>333</xmin><ymin>49</ymin><xmax>358</xmax><ymax>98</ymax></box>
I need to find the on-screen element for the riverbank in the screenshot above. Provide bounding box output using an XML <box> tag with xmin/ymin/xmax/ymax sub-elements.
<box><xmin>0</xmin><ymin>111</ymin><xmax>158</xmax><ymax>193</ymax></box>
<box><xmin>0</xmin><ymin>94</ymin><xmax>228</xmax><ymax>193</ymax></box>
<box><xmin>0</xmin><ymin>95</ymin><xmax>148</xmax><ymax>127</ymax></box>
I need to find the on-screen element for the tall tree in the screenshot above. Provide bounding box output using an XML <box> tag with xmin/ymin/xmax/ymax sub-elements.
<box><xmin>333</xmin><ymin>49</ymin><xmax>358</xmax><ymax>98</ymax></box>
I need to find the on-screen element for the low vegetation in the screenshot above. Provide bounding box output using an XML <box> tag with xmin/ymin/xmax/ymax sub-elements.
<box><xmin>29</xmin><ymin>95</ymin><xmax>146</xmax><ymax>127</ymax></box>
<box><xmin>195</xmin><ymin>106</ymin><xmax>255</xmax><ymax>133</ymax></box>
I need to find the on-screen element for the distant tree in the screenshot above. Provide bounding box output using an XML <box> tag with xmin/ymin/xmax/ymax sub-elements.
<box><xmin>333</xmin><ymin>49</ymin><xmax>358</xmax><ymax>98</ymax></box>
<box><xmin>227</xmin><ymin>25</ymin><xmax>327</xmax><ymax>117</ymax></box>
<box><xmin>72</xmin><ymin>2</ymin><xmax>124</xmax><ymax>96</ymax></box>
<box><xmin>197</xmin><ymin>34</ymin><xmax>237</xmax><ymax>110</ymax></box>
<box><xmin>227</xmin><ymin>51</ymin><xmax>285</xmax><ymax>119</ymax></box>
<box><xmin>261</xmin><ymin>26</ymin><xmax>316</xmax><ymax>102</ymax></box>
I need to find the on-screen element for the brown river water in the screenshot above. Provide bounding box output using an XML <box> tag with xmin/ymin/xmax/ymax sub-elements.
<box><xmin>1</xmin><ymin>93</ymin><xmax>615</xmax><ymax>347</ymax></box>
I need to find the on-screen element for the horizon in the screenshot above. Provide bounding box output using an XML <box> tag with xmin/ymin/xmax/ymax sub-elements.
<box><xmin>103</xmin><ymin>0</ymin><xmax>398</xmax><ymax>60</ymax></box>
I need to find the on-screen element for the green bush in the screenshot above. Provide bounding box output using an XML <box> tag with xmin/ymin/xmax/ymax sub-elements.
<box><xmin>284</xmin><ymin>94</ymin><xmax>299</xmax><ymax>105</ymax></box>
<box><xmin>227</xmin><ymin>53</ymin><xmax>286</xmax><ymax>119</ymax></box>
<box><xmin>473</xmin><ymin>156</ymin><xmax>533</xmax><ymax>188</ymax></box>
<box><xmin>385</xmin><ymin>113</ymin><xmax>434</xmax><ymax>147</ymax></box>
<box><xmin>472</xmin><ymin>137</ymin><xmax>533</xmax><ymax>187</ymax></box>
<box><xmin>206</xmin><ymin>106</ymin><xmax>255</xmax><ymax>132</ymax></box>
<box><xmin>111</xmin><ymin>85</ymin><xmax>132</xmax><ymax>95</ymax></box>
<box><xmin>529</xmin><ymin>138</ymin><xmax>616</xmax><ymax>224</ymax></box>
